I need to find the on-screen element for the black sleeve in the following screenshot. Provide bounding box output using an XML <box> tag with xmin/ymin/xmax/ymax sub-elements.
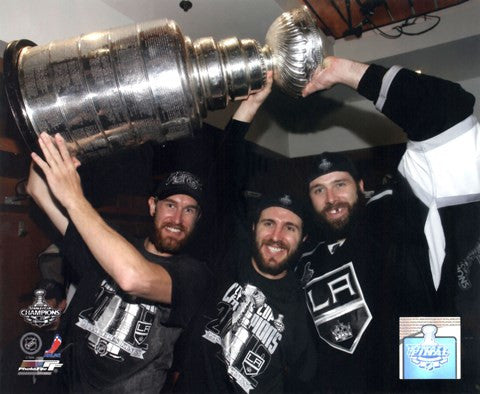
<box><xmin>365</xmin><ymin>187</ymin><xmax>395</xmax><ymax>241</ymax></box>
<box><xmin>358</xmin><ymin>64</ymin><xmax>475</xmax><ymax>141</ymax></box>
<box><xmin>222</xmin><ymin>118</ymin><xmax>252</xmax><ymax>218</ymax></box>
<box><xmin>166</xmin><ymin>257</ymin><xmax>212</xmax><ymax>327</ymax></box>
<box><xmin>210</xmin><ymin>119</ymin><xmax>253</xmax><ymax>277</ymax></box>
<box><xmin>61</xmin><ymin>223</ymin><xmax>98</xmax><ymax>282</ymax></box>
<box><xmin>289</xmin><ymin>308</ymin><xmax>318</xmax><ymax>385</ymax></box>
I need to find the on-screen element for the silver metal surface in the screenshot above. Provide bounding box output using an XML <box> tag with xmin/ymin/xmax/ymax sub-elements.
<box><xmin>17</xmin><ymin>20</ymin><xmax>199</xmax><ymax>160</ymax></box>
<box><xmin>266</xmin><ymin>6</ymin><xmax>332</xmax><ymax>98</ymax></box>
<box><xmin>5</xmin><ymin>6</ymin><xmax>331</xmax><ymax>161</ymax></box>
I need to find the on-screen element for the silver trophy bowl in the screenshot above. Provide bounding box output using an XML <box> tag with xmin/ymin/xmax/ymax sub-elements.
<box><xmin>266</xmin><ymin>6</ymin><xmax>332</xmax><ymax>98</ymax></box>
<box><xmin>3</xmin><ymin>6</ymin><xmax>331</xmax><ymax>161</ymax></box>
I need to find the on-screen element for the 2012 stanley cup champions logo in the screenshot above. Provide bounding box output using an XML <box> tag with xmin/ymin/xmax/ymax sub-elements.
<box><xmin>203</xmin><ymin>283</ymin><xmax>285</xmax><ymax>393</ymax></box>
<box><xmin>304</xmin><ymin>262</ymin><xmax>371</xmax><ymax>354</ymax></box>
<box><xmin>19</xmin><ymin>289</ymin><xmax>62</xmax><ymax>328</ymax></box>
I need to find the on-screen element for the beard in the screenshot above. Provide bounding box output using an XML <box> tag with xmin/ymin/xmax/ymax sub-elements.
<box><xmin>315</xmin><ymin>192</ymin><xmax>366</xmax><ymax>242</ymax></box>
<box><xmin>148</xmin><ymin>222</ymin><xmax>190</xmax><ymax>255</ymax></box>
<box><xmin>251</xmin><ymin>238</ymin><xmax>300</xmax><ymax>277</ymax></box>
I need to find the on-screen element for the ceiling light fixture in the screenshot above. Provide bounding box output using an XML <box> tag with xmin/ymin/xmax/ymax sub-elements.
<box><xmin>179</xmin><ymin>0</ymin><xmax>192</xmax><ymax>12</ymax></box>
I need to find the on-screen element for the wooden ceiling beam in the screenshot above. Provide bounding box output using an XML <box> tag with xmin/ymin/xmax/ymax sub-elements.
<box><xmin>301</xmin><ymin>0</ymin><xmax>468</xmax><ymax>39</ymax></box>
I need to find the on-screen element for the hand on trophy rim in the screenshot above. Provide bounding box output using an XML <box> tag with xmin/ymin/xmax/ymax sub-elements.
<box><xmin>302</xmin><ymin>56</ymin><xmax>369</xmax><ymax>97</ymax></box>
<box><xmin>31</xmin><ymin>133</ymin><xmax>83</xmax><ymax>211</ymax></box>
<box><xmin>233</xmin><ymin>71</ymin><xmax>273</xmax><ymax>123</ymax></box>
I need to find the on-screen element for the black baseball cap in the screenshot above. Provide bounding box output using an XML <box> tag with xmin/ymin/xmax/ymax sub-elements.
<box><xmin>306</xmin><ymin>152</ymin><xmax>361</xmax><ymax>185</ymax></box>
<box><xmin>154</xmin><ymin>171</ymin><xmax>203</xmax><ymax>206</ymax></box>
<box><xmin>254</xmin><ymin>192</ymin><xmax>306</xmax><ymax>224</ymax></box>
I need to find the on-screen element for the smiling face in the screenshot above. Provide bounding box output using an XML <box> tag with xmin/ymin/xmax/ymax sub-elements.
<box><xmin>146</xmin><ymin>194</ymin><xmax>200</xmax><ymax>256</ymax></box>
<box><xmin>252</xmin><ymin>206</ymin><xmax>304</xmax><ymax>279</ymax></box>
<box><xmin>309</xmin><ymin>171</ymin><xmax>364</xmax><ymax>235</ymax></box>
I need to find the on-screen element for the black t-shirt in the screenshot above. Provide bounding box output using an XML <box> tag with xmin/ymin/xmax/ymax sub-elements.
<box><xmin>58</xmin><ymin>224</ymin><xmax>210</xmax><ymax>393</ymax></box>
<box><xmin>175</xmin><ymin>251</ymin><xmax>317</xmax><ymax>394</ymax></box>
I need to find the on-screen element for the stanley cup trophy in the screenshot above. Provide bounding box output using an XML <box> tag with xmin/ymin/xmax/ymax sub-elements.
<box><xmin>3</xmin><ymin>6</ymin><xmax>332</xmax><ymax>162</ymax></box>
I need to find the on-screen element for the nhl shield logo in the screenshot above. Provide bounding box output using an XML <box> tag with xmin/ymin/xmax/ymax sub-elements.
<box><xmin>304</xmin><ymin>262</ymin><xmax>372</xmax><ymax>353</ymax></box>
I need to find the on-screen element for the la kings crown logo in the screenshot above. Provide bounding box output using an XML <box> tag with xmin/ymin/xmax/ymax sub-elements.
<box><xmin>331</xmin><ymin>322</ymin><xmax>353</xmax><ymax>342</ymax></box>
<box><xmin>304</xmin><ymin>262</ymin><xmax>372</xmax><ymax>353</ymax></box>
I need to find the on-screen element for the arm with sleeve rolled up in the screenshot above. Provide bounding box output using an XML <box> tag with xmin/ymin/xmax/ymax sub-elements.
<box><xmin>29</xmin><ymin>132</ymin><xmax>174</xmax><ymax>303</ymax></box>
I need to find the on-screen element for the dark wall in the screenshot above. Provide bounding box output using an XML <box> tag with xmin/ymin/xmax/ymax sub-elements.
<box><xmin>1</xmin><ymin>54</ymin><xmax>56</xmax><ymax>348</ymax></box>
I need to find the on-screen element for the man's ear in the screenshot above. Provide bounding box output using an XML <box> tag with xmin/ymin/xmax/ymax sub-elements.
<box><xmin>148</xmin><ymin>197</ymin><xmax>157</xmax><ymax>217</ymax></box>
<box><xmin>358</xmin><ymin>179</ymin><xmax>365</xmax><ymax>193</ymax></box>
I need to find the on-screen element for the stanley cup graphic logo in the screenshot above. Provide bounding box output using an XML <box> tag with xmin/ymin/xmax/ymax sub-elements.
<box><xmin>19</xmin><ymin>289</ymin><xmax>62</xmax><ymax>328</ymax></box>
<box><xmin>203</xmin><ymin>282</ymin><xmax>286</xmax><ymax>393</ymax></box>
<box><xmin>407</xmin><ymin>325</ymin><xmax>450</xmax><ymax>371</ymax></box>
<box><xmin>76</xmin><ymin>280</ymin><xmax>156</xmax><ymax>361</ymax></box>
<box><xmin>400</xmin><ymin>317</ymin><xmax>460</xmax><ymax>380</ymax></box>
<box><xmin>223</xmin><ymin>284</ymin><xmax>266</xmax><ymax>366</ymax></box>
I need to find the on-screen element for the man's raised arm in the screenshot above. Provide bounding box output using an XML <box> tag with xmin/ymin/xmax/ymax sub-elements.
<box><xmin>29</xmin><ymin>132</ymin><xmax>174</xmax><ymax>303</ymax></box>
<box><xmin>26</xmin><ymin>161</ymin><xmax>71</xmax><ymax>236</ymax></box>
